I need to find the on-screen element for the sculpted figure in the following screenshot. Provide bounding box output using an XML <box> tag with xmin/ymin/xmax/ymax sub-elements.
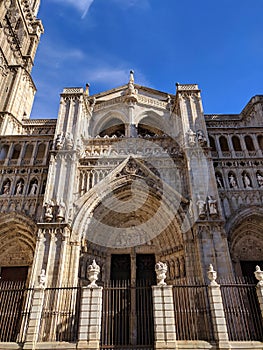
<box><xmin>44</xmin><ymin>201</ymin><xmax>54</xmax><ymax>222</ymax></box>
<box><xmin>229</xmin><ymin>174</ymin><xmax>238</xmax><ymax>188</ymax></box>
<box><xmin>207</xmin><ymin>196</ymin><xmax>218</xmax><ymax>216</ymax></box>
<box><xmin>187</xmin><ymin>129</ymin><xmax>196</xmax><ymax>147</ymax></box>
<box><xmin>39</xmin><ymin>269</ymin><xmax>46</xmax><ymax>288</ymax></box>
<box><xmin>196</xmin><ymin>196</ymin><xmax>206</xmax><ymax>218</ymax></box>
<box><xmin>3</xmin><ymin>181</ymin><xmax>10</xmax><ymax>195</ymax></box>
<box><xmin>196</xmin><ymin>129</ymin><xmax>207</xmax><ymax>146</ymax></box>
<box><xmin>57</xmin><ymin>200</ymin><xmax>66</xmax><ymax>222</ymax></box>
<box><xmin>15</xmin><ymin>181</ymin><xmax>23</xmax><ymax>195</ymax></box>
<box><xmin>29</xmin><ymin>181</ymin><xmax>38</xmax><ymax>195</ymax></box>
<box><xmin>155</xmin><ymin>261</ymin><xmax>168</xmax><ymax>286</ymax></box>
<box><xmin>256</xmin><ymin>173</ymin><xmax>263</xmax><ymax>187</ymax></box>
<box><xmin>243</xmin><ymin>173</ymin><xmax>252</xmax><ymax>188</ymax></box>
<box><xmin>216</xmin><ymin>175</ymin><xmax>223</xmax><ymax>188</ymax></box>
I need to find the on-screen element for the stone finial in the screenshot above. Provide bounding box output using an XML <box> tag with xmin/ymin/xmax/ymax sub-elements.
<box><xmin>207</xmin><ymin>264</ymin><xmax>218</xmax><ymax>286</ymax></box>
<box><xmin>87</xmin><ymin>260</ymin><xmax>100</xmax><ymax>288</ymax></box>
<box><xmin>39</xmin><ymin>269</ymin><xmax>46</xmax><ymax>288</ymax></box>
<box><xmin>85</xmin><ymin>83</ymin><xmax>90</xmax><ymax>96</ymax></box>
<box><xmin>129</xmin><ymin>70</ymin><xmax>134</xmax><ymax>83</ymax></box>
<box><xmin>254</xmin><ymin>265</ymin><xmax>263</xmax><ymax>286</ymax></box>
<box><xmin>155</xmin><ymin>261</ymin><xmax>168</xmax><ymax>286</ymax></box>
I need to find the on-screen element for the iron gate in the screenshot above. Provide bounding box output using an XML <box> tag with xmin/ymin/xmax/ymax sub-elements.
<box><xmin>100</xmin><ymin>280</ymin><xmax>154</xmax><ymax>350</ymax></box>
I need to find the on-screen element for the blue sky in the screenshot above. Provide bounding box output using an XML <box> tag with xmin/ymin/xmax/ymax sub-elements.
<box><xmin>31</xmin><ymin>0</ymin><xmax>263</xmax><ymax>118</ymax></box>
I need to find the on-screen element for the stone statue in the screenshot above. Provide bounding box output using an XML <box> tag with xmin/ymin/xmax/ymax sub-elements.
<box><xmin>55</xmin><ymin>133</ymin><xmax>64</xmax><ymax>150</ymax></box>
<box><xmin>196</xmin><ymin>129</ymin><xmax>207</xmax><ymax>146</ymax></box>
<box><xmin>15</xmin><ymin>181</ymin><xmax>23</xmax><ymax>195</ymax></box>
<box><xmin>39</xmin><ymin>269</ymin><xmax>46</xmax><ymax>288</ymax></box>
<box><xmin>254</xmin><ymin>265</ymin><xmax>263</xmax><ymax>286</ymax></box>
<box><xmin>155</xmin><ymin>261</ymin><xmax>168</xmax><ymax>286</ymax></box>
<box><xmin>57</xmin><ymin>200</ymin><xmax>66</xmax><ymax>222</ymax></box>
<box><xmin>2</xmin><ymin>181</ymin><xmax>10</xmax><ymax>195</ymax></box>
<box><xmin>187</xmin><ymin>129</ymin><xmax>196</xmax><ymax>147</ymax></box>
<box><xmin>243</xmin><ymin>173</ymin><xmax>252</xmax><ymax>188</ymax></box>
<box><xmin>229</xmin><ymin>174</ymin><xmax>238</xmax><ymax>188</ymax></box>
<box><xmin>44</xmin><ymin>201</ymin><xmax>54</xmax><ymax>222</ymax></box>
<box><xmin>196</xmin><ymin>196</ymin><xmax>206</xmax><ymax>218</ymax></box>
<box><xmin>256</xmin><ymin>173</ymin><xmax>263</xmax><ymax>187</ymax></box>
<box><xmin>207</xmin><ymin>264</ymin><xmax>218</xmax><ymax>286</ymax></box>
<box><xmin>216</xmin><ymin>175</ymin><xmax>223</xmax><ymax>188</ymax></box>
<box><xmin>65</xmin><ymin>132</ymin><xmax>74</xmax><ymax>150</ymax></box>
<box><xmin>87</xmin><ymin>260</ymin><xmax>100</xmax><ymax>287</ymax></box>
<box><xmin>29</xmin><ymin>181</ymin><xmax>38</xmax><ymax>195</ymax></box>
<box><xmin>207</xmin><ymin>196</ymin><xmax>218</xmax><ymax>216</ymax></box>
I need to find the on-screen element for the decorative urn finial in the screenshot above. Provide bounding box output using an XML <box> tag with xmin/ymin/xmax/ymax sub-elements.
<box><xmin>207</xmin><ymin>264</ymin><xmax>218</xmax><ymax>286</ymax></box>
<box><xmin>254</xmin><ymin>265</ymin><xmax>263</xmax><ymax>286</ymax></box>
<box><xmin>155</xmin><ymin>261</ymin><xmax>168</xmax><ymax>286</ymax></box>
<box><xmin>87</xmin><ymin>260</ymin><xmax>100</xmax><ymax>287</ymax></box>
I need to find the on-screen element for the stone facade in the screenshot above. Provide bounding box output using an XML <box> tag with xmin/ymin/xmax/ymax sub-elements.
<box><xmin>0</xmin><ymin>1</ymin><xmax>263</xmax><ymax>349</ymax></box>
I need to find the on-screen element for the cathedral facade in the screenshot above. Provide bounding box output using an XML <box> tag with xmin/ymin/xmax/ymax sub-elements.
<box><xmin>0</xmin><ymin>1</ymin><xmax>263</xmax><ymax>349</ymax></box>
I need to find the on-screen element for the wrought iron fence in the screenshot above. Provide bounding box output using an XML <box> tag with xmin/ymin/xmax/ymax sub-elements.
<box><xmin>0</xmin><ymin>281</ymin><xmax>33</xmax><ymax>343</ymax></box>
<box><xmin>38</xmin><ymin>286</ymin><xmax>81</xmax><ymax>342</ymax></box>
<box><xmin>220</xmin><ymin>277</ymin><xmax>263</xmax><ymax>341</ymax></box>
<box><xmin>100</xmin><ymin>280</ymin><xmax>154</xmax><ymax>350</ymax></box>
<box><xmin>172</xmin><ymin>278</ymin><xmax>214</xmax><ymax>341</ymax></box>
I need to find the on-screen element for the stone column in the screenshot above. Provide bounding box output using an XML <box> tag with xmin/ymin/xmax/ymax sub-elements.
<box><xmin>207</xmin><ymin>265</ymin><xmax>230</xmax><ymax>350</ymax></box>
<box><xmin>77</xmin><ymin>286</ymin><xmax>103</xmax><ymax>350</ymax></box>
<box><xmin>23</xmin><ymin>286</ymin><xmax>45</xmax><ymax>350</ymax></box>
<box><xmin>254</xmin><ymin>265</ymin><xmax>263</xmax><ymax>320</ymax></box>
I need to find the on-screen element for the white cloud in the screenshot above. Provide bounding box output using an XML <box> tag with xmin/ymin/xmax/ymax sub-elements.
<box><xmin>111</xmin><ymin>0</ymin><xmax>150</xmax><ymax>10</ymax></box>
<box><xmin>50</xmin><ymin>0</ymin><xmax>94</xmax><ymax>18</ymax></box>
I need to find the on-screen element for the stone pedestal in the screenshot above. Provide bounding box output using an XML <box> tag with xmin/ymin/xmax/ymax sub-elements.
<box><xmin>152</xmin><ymin>285</ymin><xmax>177</xmax><ymax>349</ymax></box>
<box><xmin>77</xmin><ymin>286</ymin><xmax>103</xmax><ymax>350</ymax></box>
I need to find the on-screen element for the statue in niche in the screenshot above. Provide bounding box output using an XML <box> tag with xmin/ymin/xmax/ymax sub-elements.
<box><xmin>256</xmin><ymin>173</ymin><xmax>263</xmax><ymax>187</ymax></box>
<box><xmin>196</xmin><ymin>195</ymin><xmax>206</xmax><ymax>218</ymax></box>
<box><xmin>15</xmin><ymin>181</ymin><xmax>23</xmax><ymax>195</ymax></box>
<box><xmin>155</xmin><ymin>261</ymin><xmax>168</xmax><ymax>286</ymax></box>
<box><xmin>229</xmin><ymin>174</ymin><xmax>238</xmax><ymax>189</ymax></box>
<box><xmin>196</xmin><ymin>129</ymin><xmax>207</xmax><ymax>146</ymax></box>
<box><xmin>44</xmin><ymin>200</ymin><xmax>54</xmax><ymax>222</ymax></box>
<box><xmin>2</xmin><ymin>181</ymin><xmax>10</xmax><ymax>195</ymax></box>
<box><xmin>57</xmin><ymin>200</ymin><xmax>66</xmax><ymax>222</ymax></box>
<box><xmin>187</xmin><ymin>128</ymin><xmax>196</xmax><ymax>147</ymax></box>
<box><xmin>243</xmin><ymin>173</ymin><xmax>252</xmax><ymax>188</ymax></box>
<box><xmin>216</xmin><ymin>174</ymin><xmax>224</xmax><ymax>188</ymax></box>
<box><xmin>207</xmin><ymin>196</ymin><xmax>218</xmax><ymax>216</ymax></box>
<box><xmin>65</xmin><ymin>132</ymin><xmax>74</xmax><ymax>150</ymax></box>
<box><xmin>29</xmin><ymin>181</ymin><xmax>38</xmax><ymax>195</ymax></box>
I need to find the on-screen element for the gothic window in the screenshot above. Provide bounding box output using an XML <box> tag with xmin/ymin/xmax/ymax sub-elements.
<box><xmin>208</xmin><ymin>136</ymin><xmax>216</xmax><ymax>151</ymax></box>
<box><xmin>11</xmin><ymin>144</ymin><xmax>21</xmax><ymax>159</ymax></box>
<box><xmin>232</xmin><ymin>136</ymin><xmax>242</xmax><ymax>151</ymax></box>
<box><xmin>99</xmin><ymin>118</ymin><xmax>125</xmax><ymax>137</ymax></box>
<box><xmin>244</xmin><ymin>135</ymin><xmax>255</xmax><ymax>151</ymax></box>
<box><xmin>24</xmin><ymin>143</ymin><xmax>33</xmax><ymax>159</ymax></box>
<box><xmin>0</xmin><ymin>144</ymin><xmax>9</xmax><ymax>160</ymax></box>
<box><xmin>219</xmin><ymin>136</ymin><xmax>229</xmax><ymax>152</ymax></box>
<box><xmin>257</xmin><ymin>135</ymin><xmax>263</xmax><ymax>150</ymax></box>
<box><xmin>35</xmin><ymin>143</ymin><xmax>46</xmax><ymax>160</ymax></box>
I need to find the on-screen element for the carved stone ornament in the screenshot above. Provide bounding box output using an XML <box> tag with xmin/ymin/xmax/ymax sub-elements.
<box><xmin>55</xmin><ymin>133</ymin><xmax>64</xmax><ymax>150</ymax></box>
<box><xmin>44</xmin><ymin>201</ymin><xmax>54</xmax><ymax>222</ymax></box>
<box><xmin>87</xmin><ymin>260</ymin><xmax>100</xmax><ymax>287</ymax></box>
<box><xmin>38</xmin><ymin>269</ymin><xmax>46</xmax><ymax>288</ymax></box>
<box><xmin>186</xmin><ymin>128</ymin><xmax>196</xmax><ymax>147</ymax></box>
<box><xmin>207</xmin><ymin>264</ymin><xmax>218</xmax><ymax>286</ymax></box>
<box><xmin>155</xmin><ymin>261</ymin><xmax>168</xmax><ymax>286</ymax></box>
<box><xmin>254</xmin><ymin>265</ymin><xmax>263</xmax><ymax>287</ymax></box>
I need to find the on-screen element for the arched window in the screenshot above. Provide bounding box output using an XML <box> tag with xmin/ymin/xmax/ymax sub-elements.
<box><xmin>208</xmin><ymin>136</ymin><xmax>216</xmax><ymax>152</ymax></box>
<box><xmin>232</xmin><ymin>136</ymin><xmax>242</xmax><ymax>151</ymax></box>
<box><xmin>219</xmin><ymin>136</ymin><xmax>229</xmax><ymax>152</ymax></box>
<box><xmin>24</xmin><ymin>144</ymin><xmax>34</xmax><ymax>159</ymax></box>
<box><xmin>0</xmin><ymin>145</ymin><xmax>9</xmax><ymax>160</ymax></box>
<box><xmin>36</xmin><ymin>143</ymin><xmax>46</xmax><ymax>159</ymax></box>
<box><xmin>257</xmin><ymin>135</ymin><xmax>263</xmax><ymax>151</ymax></box>
<box><xmin>244</xmin><ymin>135</ymin><xmax>254</xmax><ymax>151</ymax></box>
<box><xmin>98</xmin><ymin>119</ymin><xmax>125</xmax><ymax>138</ymax></box>
<box><xmin>11</xmin><ymin>144</ymin><xmax>21</xmax><ymax>159</ymax></box>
